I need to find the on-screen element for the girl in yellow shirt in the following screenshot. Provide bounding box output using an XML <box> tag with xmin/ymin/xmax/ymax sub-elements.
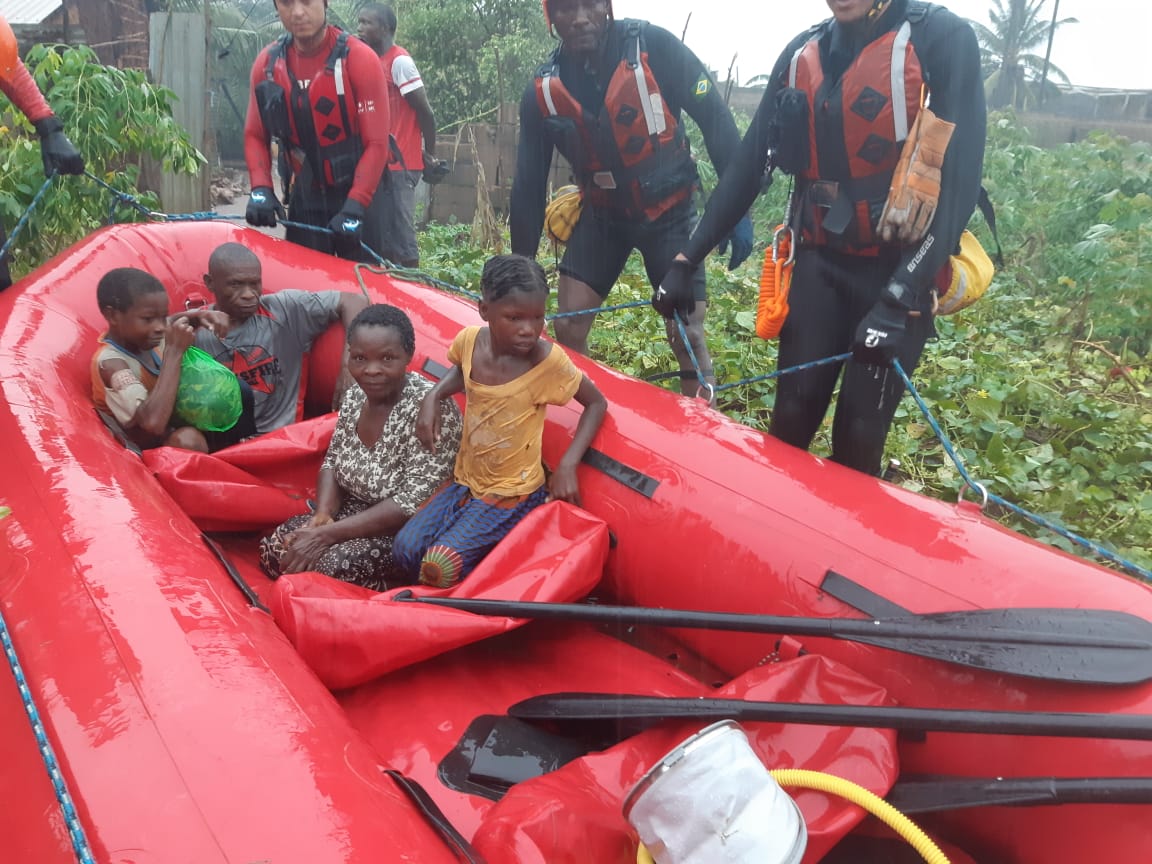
<box><xmin>393</xmin><ymin>254</ymin><xmax>607</xmax><ymax>588</ymax></box>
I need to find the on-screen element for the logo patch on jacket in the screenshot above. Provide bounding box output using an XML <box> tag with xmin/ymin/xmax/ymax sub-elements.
<box><xmin>694</xmin><ymin>75</ymin><xmax>711</xmax><ymax>98</ymax></box>
<box><xmin>851</xmin><ymin>87</ymin><xmax>888</xmax><ymax>122</ymax></box>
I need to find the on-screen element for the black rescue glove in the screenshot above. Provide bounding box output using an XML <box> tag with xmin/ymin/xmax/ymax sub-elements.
<box><xmin>651</xmin><ymin>258</ymin><xmax>699</xmax><ymax>320</ymax></box>
<box><xmin>328</xmin><ymin>199</ymin><xmax>366</xmax><ymax>242</ymax></box>
<box><xmin>34</xmin><ymin>117</ymin><xmax>84</xmax><ymax>176</ymax></box>
<box><xmin>852</xmin><ymin>281</ymin><xmax>915</xmax><ymax>367</ymax></box>
<box><xmin>422</xmin><ymin>159</ymin><xmax>450</xmax><ymax>185</ymax></box>
<box><xmin>245</xmin><ymin>186</ymin><xmax>285</xmax><ymax>228</ymax></box>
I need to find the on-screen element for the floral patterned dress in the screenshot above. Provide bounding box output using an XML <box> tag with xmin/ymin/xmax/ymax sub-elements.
<box><xmin>259</xmin><ymin>373</ymin><xmax>462</xmax><ymax>590</ymax></box>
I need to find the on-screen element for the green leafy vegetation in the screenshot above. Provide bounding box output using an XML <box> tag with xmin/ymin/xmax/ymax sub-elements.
<box><xmin>0</xmin><ymin>44</ymin><xmax>203</xmax><ymax>277</ymax></box>
<box><xmin>419</xmin><ymin>113</ymin><xmax>1152</xmax><ymax>574</ymax></box>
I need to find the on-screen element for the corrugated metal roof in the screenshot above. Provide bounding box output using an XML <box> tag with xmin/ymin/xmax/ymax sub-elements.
<box><xmin>0</xmin><ymin>0</ymin><xmax>63</xmax><ymax>26</ymax></box>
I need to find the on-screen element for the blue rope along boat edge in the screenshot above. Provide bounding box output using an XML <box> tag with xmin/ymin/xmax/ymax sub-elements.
<box><xmin>1</xmin><ymin>608</ymin><xmax>96</xmax><ymax>864</ymax></box>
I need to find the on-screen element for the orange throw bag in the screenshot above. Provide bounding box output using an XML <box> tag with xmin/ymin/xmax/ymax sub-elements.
<box><xmin>755</xmin><ymin>225</ymin><xmax>795</xmax><ymax>340</ymax></box>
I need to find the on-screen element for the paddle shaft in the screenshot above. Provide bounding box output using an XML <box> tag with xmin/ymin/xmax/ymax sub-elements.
<box><xmin>888</xmin><ymin>776</ymin><xmax>1152</xmax><ymax>814</ymax></box>
<box><xmin>509</xmin><ymin>694</ymin><xmax>1152</xmax><ymax>741</ymax></box>
<box><xmin>402</xmin><ymin>595</ymin><xmax>1148</xmax><ymax>650</ymax></box>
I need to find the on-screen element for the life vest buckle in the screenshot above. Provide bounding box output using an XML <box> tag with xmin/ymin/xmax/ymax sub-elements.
<box><xmin>592</xmin><ymin>171</ymin><xmax>618</xmax><ymax>190</ymax></box>
<box><xmin>808</xmin><ymin>180</ymin><xmax>839</xmax><ymax>208</ymax></box>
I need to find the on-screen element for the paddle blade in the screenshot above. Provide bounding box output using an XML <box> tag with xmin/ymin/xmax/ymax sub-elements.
<box><xmin>858</xmin><ymin>608</ymin><xmax>1152</xmax><ymax>685</ymax></box>
<box><xmin>406</xmin><ymin>595</ymin><xmax>1152</xmax><ymax>686</ymax></box>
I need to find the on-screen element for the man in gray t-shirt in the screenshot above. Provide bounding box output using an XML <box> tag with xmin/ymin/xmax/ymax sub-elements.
<box><xmin>191</xmin><ymin>242</ymin><xmax>368</xmax><ymax>435</ymax></box>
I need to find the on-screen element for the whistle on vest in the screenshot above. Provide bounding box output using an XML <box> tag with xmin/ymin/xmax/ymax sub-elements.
<box><xmin>255</xmin><ymin>79</ymin><xmax>292</xmax><ymax>145</ymax></box>
<box><xmin>592</xmin><ymin>171</ymin><xmax>618</xmax><ymax>190</ymax></box>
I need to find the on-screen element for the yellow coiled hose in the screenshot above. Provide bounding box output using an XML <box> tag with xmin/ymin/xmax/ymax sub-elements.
<box><xmin>636</xmin><ymin>768</ymin><xmax>951</xmax><ymax>864</ymax></box>
<box><xmin>769</xmin><ymin>769</ymin><xmax>950</xmax><ymax>863</ymax></box>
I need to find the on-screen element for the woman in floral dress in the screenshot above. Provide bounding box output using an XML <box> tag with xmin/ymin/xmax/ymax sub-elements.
<box><xmin>259</xmin><ymin>304</ymin><xmax>462</xmax><ymax>590</ymax></box>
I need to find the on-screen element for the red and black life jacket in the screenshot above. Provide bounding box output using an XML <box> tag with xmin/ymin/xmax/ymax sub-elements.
<box><xmin>261</xmin><ymin>29</ymin><xmax>362</xmax><ymax>192</ymax></box>
<box><xmin>789</xmin><ymin>3</ymin><xmax>935</xmax><ymax>253</ymax></box>
<box><xmin>534</xmin><ymin>21</ymin><xmax>697</xmax><ymax>222</ymax></box>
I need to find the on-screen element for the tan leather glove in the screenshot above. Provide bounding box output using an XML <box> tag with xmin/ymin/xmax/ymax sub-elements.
<box><xmin>877</xmin><ymin>106</ymin><xmax>955</xmax><ymax>244</ymax></box>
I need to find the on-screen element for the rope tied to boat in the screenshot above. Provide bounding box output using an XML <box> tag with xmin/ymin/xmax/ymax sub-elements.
<box><xmin>893</xmin><ymin>359</ymin><xmax>1152</xmax><ymax>582</ymax></box>
<box><xmin>0</xmin><ymin>606</ymin><xmax>97</xmax><ymax>864</ymax></box>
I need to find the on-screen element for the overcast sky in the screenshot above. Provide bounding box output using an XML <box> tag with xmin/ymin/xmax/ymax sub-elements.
<box><xmin>615</xmin><ymin>0</ymin><xmax>1152</xmax><ymax>90</ymax></box>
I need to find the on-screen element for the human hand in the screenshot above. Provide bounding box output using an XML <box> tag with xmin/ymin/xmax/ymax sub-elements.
<box><xmin>651</xmin><ymin>258</ymin><xmax>698</xmax><ymax>319</ymax></box>
<box><xmin>306</xmin><ymin>511</ymin><xmax>334</xmax><ymax>529</ymax></box>
<box><xmin>182</xmin><ymin>308</ymin><xmax>228</xmax><ymax>336</ymax></box>
<box><xmin>415</xmin><ymin>395</ymin><xmax>442</xmax><ymax>452</ymax></box>
<box><xmin>34</xmin><ymin>117</ymin><xmax>84</xmax><ymax>176</ymax></box>
<box><xmin>421</xmin><ymin>159</ymin><xmax>450</xmax><ymax>185</ymax></box>
<box><xmin>281</xmin><ymin>525</ymin><xmax>335</xmax><ymax>574</ymax></box>
<box><xmin>717</xmin><ymin>214</ymin><xmax>754</xmax><ymax>270</ymax></box>
<box><xmin>245</xmin><ymin>186</ymin><xmax>285</xmax><ymax>228</ymax></box>
<box><xmin>852</xmin><ymin>284</ymin><xmax>912</xmax><ymax>366</ymax></box>
<box><xmin>547</xmin><ymin>463</ymin><xmax>581</xmax><ymax>506</ymax></box>
<box><xmin>194</xmin><ymin>308</ymin><xmax>230</xmax><ymax>336</ymax></box>
<box><xmin>327</xmin><ymin>199</ymin><xmax>366</xmax><ymax>241</ymax></box>
<box><xmin>164</xmin><ymin>316</ymin><xmax>196</xmax><ymax>354</ymax></box>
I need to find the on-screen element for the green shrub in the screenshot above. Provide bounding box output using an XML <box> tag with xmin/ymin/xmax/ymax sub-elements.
<box><xmin>0</xmin><ymin>44</ymin><xmax>203</xmax><ymax>278</ymax></box>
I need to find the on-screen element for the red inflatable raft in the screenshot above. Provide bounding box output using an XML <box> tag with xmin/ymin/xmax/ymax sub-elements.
<box><xmin>1</xmin><ymin>222</ymin><xmax>1150</xmax><ymax>864</ymax></box>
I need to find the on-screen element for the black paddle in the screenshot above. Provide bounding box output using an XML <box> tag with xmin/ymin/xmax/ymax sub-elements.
<box><xmin>886</xmin><ymin>775</ymin><xmax>1152</xmax><ymax>814</ymax></box>
<box><xmin>508</xmin><ymin>693</ymin><xmax>1152</xmax><ymax>741</ymax></box>
<box><xmin>202</xmin><ymin>533</ymin><xmax>270</xmax><ymax>613</ymax></box>
<box><xmin>393</xmin><ymin>594</ymin><xmax>1152</xmax><ymax>685</ymax></box>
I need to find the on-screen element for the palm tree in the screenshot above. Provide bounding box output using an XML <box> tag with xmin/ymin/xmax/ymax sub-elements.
<box><xmin>969</xmin><ymin>0</ymin><xmax>1077</xmax><ymax>110</ymax></box>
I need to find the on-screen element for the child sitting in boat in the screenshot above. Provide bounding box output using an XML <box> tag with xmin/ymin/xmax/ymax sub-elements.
<box><xmin>91</xmin><ymin>267</ymin><xmax>209</xmax><ymax>451</ymax></box>
<box><xmin>392</xmin><ymin>254</ymin><xmax>607</xmax><ymax>588</ymax></box>
<box><xmin>258</xmin><ymin>304</ymin><xmax>463</xmax><ymax>591</ymax></box>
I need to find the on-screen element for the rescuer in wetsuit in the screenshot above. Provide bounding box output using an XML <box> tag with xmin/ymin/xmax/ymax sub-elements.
<box><xmin>510</xmin><ymin>0</ymin><xmax>753</xmax><ymax>397</ymax></box>
<box><xmin>664</xmin><ymin>0</ymin><xmax>986</xmax><ymax>474</ymax></box>
<box><xmin>243</xmin><ymin>0</ymin><xmax>390</xmax><ymax>262</ymax></box>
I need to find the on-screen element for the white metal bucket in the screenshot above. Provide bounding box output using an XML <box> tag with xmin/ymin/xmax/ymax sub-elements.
<box><xmin>623</xmin><ymin>720</ymin><xmax>807</xmax><ymax>864</ymax></box>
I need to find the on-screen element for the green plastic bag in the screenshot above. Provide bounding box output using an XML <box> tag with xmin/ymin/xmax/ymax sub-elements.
<box><xmin>176</xmin><ymin>346</ymin><xmax>243</xmax><ymax>432</ymax></box>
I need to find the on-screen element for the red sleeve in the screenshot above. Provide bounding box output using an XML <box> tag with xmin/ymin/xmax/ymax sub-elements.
<box><xmin>243</xmin><ymin>46</ymin><xmax>275</xmax><ymax>191</ymax></box>
<box><xmin>344</xmin><ymin>39</ymin><xmax>390</xmax><ymax>207</ymax></box>
<box><xmin>0</xmin><ymin>59</ymin><xmax>53</xmax><ymax>123</ymax></box>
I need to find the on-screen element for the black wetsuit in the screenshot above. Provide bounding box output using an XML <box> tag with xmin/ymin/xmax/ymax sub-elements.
<box><xmin>511</xmin><ymin>20</ymin><xmax>742</xmax><ymax>297</ymax></box>
<box><xmin>684</xmin><ymin>0</ymin><xmax>986</xmax><ymax>474</ymax></box>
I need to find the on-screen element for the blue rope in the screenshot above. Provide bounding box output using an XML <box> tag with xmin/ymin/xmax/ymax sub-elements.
<box><xmin>547</xmin><ymin>299</ymin><xmax>648</xmax><ymax>320</ymax></box>
<box><xmin>672</xmin><ymin>312</ymin><xmax>710</xmax><ymax>398</ymax></box>
<box><xmin>1</xmin><ymin>607</ymin><xmax>96</xmax><ymax>864</ymax></box>
<box><xmin>353</xmin><ymin>261</ymin><xmax>482</xmax><ymax>303</ymax></box>
<box><xmin>84</xmin><ymin>171</ymin><xmax>154</xmax><ymax>220</ymax></box>
<box><xmin>715</xmin><ymin>352</ymin><xmax>853</xmax><ymax>392</ymax></box>
<box><xmin>0</xmin><ymin>174</ymin><xmax>57</xmax><ymax>263</ymax></box>
<box><xmin>893</xmin><ymin>360</ymin><xmax>1152</xmax><ymax>581</ymax></box>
